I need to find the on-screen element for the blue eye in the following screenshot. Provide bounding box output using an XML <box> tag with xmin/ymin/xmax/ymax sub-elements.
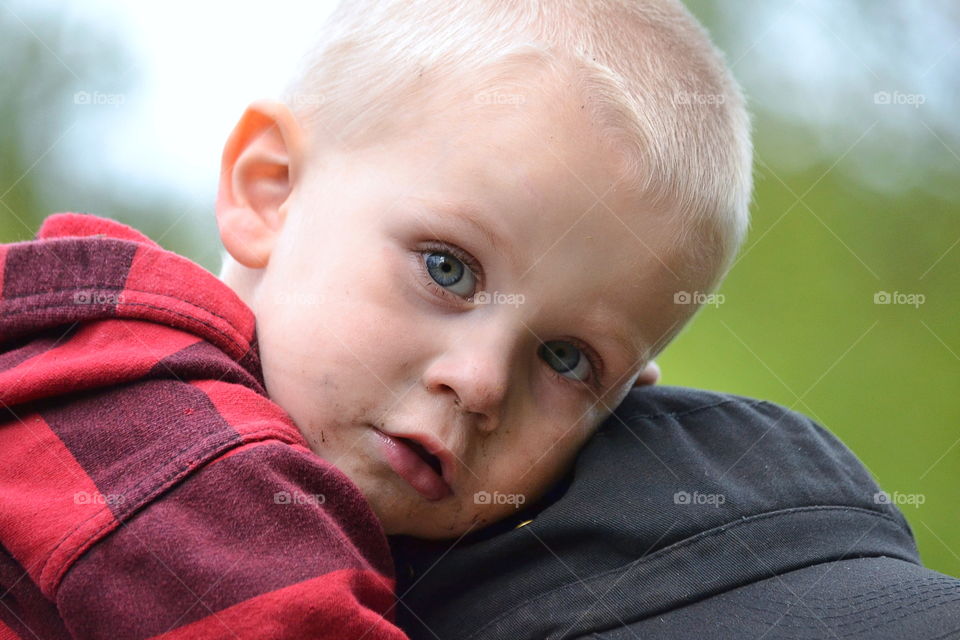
<box><xmin>539</xmin><ymin>340</ymin><xmax>592</xmax><ymax>383</ymax></box>
<box><xmin>422</xmin><ymin>248</ymin><xmax>478</xmax><ymax>298</ymax></box>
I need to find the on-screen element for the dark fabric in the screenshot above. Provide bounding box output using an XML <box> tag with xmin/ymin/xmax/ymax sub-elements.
<box><xmin>612</xmin><ymin>557</ymin><xmax>960</xmax><ymax>639</ymax></box>
<box><xmin>391</xmin><ymin>386</ymin><xmax>960</xmax><ymax>639</ymax></box>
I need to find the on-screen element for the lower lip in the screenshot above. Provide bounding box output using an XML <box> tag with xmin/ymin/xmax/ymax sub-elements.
<box><xmin>372</xmin><ymin>428</ymin><xmax>452</xmax><ymax>501</ymax></box>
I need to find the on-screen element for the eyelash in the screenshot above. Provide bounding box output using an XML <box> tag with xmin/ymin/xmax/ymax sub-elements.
<box><xmin>544</xmin><ymin>337</ymin><xmax>605</xmax><ymax>390</ymax></box>
<box><xmin>417</xmin><ymin>240</ymin><xmax>485</xmax><ymax>290</ymax></box>
<box><xmin>413</xmin><ymin>240</ymin><xmax>606</xmax><ymax>390</ymax></box>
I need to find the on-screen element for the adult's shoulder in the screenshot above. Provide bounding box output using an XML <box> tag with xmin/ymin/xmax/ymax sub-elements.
<box><xmin>393</xmin><ymin>385</ymin><xmax>960</xmax><ymax>640</ymax></box>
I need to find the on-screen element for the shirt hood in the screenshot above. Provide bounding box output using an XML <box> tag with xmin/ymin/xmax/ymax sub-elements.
<box><xmin>0</xmin><ymin>212</ymin><xmax>264</xmax><ymax>407</ymax></box>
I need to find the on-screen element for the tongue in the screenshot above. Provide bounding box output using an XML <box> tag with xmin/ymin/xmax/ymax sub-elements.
<box><xmin>403</xmin><ymin>438</ymin><xmax>442</xmax><ymax>475</ymax></box>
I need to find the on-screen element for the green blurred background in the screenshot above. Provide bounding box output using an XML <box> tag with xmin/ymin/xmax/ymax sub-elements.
<box><xmin>1</xmin><ymin>1</ymin><xmax>957</xmax><ymax>576</ymax></box>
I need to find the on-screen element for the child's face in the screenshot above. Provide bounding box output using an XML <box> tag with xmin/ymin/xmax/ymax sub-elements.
<box><xmin>219</xmin><ymin>81</ymin><xmax>696</xmax><ymax>539</ymax></box>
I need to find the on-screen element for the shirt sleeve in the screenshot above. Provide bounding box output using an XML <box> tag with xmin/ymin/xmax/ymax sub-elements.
<box><xmin>54</xmin><ymin>440</ymin><xmax>411</xmax><ymax>640</ymax></box>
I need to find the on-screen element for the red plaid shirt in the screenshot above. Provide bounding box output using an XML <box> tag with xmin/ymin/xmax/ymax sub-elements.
<box><xmin>0</xmin><ymin>213</ymin><xmax>409</xmax><ymax>639</ymax></box>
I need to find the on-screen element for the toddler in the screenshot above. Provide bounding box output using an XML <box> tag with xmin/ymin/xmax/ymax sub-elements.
<box><xmin>0</xmin><ymin>0</ymin><xmax>750</xmax><ymax>637</ymax></box>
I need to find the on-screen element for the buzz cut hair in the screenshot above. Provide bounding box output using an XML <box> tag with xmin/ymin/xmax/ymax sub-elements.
<box><xmin>278</xmin><ymin>0</ymin><xmax>753</xmax><ymax>294</ymax></box>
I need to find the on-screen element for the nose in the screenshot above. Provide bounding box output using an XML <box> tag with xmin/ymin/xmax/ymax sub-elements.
<box><xmin>422</xmin><ymin>340</ymin><xmax>513</xmax><ymax>433</ymax></box>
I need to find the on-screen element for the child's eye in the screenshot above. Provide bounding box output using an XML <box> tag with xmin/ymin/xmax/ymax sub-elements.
<box><xmin>418</xmin><ymin>243</ymin><xmax>480</xmax><ymax>299</ymax></box>
<box><xmin>539</xmin><ymin>340</ymin><xmax>599</xmax><ymax>386</ymax></box>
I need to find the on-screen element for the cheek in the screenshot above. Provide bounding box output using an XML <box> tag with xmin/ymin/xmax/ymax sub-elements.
<box><xmin>258</xmin><ymin>243</ymin><xmax>428</xmax><ymax>417</ymax></box>
<box><xmin>289</xmin><ymin>244</ymin><xmax>411</xmax><ymax>358</ymax></box>
<box><xmin>474</xmin><ymin>418</ymin><xmax>592</xmax><ymax>505</ymax></box>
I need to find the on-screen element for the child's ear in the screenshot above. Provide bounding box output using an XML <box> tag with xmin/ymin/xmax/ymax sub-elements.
<box><xmin>634</xmin><ymin>360</ymin><xmax>661</xmax><ymax>387</ymax></box>
<box><xmin>215</xmin><ymin>99</ymin><xmax>307</xmax><ymax>269</ymax></box>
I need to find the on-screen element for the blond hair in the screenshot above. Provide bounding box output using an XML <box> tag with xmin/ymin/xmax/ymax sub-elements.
<box><xmin>279</xmin><ymin>0</ymin><xmax>753</xmax><ymax>292</ymax></box>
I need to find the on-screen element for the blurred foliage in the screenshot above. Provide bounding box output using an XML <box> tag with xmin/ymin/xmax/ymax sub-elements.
<box><xmin>0</xmin><ymin>3</ymin><xmax>216</xmax><ymax>269</ymax></box>
<box><xmin>1</xmin><ymin>2</ymin><xmax>957</xmax><ymax>577</ymax></box>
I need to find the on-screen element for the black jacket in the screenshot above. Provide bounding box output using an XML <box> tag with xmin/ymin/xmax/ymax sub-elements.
<box><xmin>390</xmin><ymin>386</ymin><xmax>960</xmax><ymax>639</ymax></box>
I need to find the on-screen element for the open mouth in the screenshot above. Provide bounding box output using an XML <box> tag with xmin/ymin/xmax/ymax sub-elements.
<box><xmin>372</xmin><ymin>427</ymin><xmax>452</xmax><ymax>501</ymax></box>
<box><xmin>398</xmin><ymin>436</ymin><xmax>444</xmax><ymax>477</ymax></box>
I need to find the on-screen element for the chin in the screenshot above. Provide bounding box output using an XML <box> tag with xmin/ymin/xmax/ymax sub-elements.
<box><xmin>381</xmin><ymin>514</ymin><xmax>447</xmax><ymax>539</ymax></box>
<box><xmin>379</xmin><ymin>511</ymin><xmax>464</xmax><ymax>540</ymax></box>
<box><xmin>399</xmin><ymin>512</ymin><xmax>493</xmax><ymax>540</ymax></box>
